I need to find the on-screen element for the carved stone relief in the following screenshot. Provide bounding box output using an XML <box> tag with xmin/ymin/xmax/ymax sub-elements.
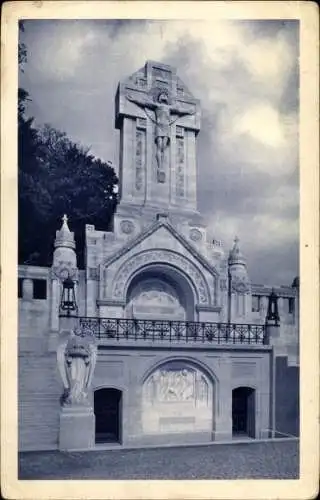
<box><xmin>176</xmin><ymin>137</ymin><xmax>185</xmax><ymax>198</ymax></box>
<box><xmin>126</xmin><ymin>278</ymin><xmax>186</xmax><ymax>319</ymax></box>
<box><xmin>88</xmin><ymin>267</ymin><xmax>99</xmax><ymax>280</ymax></box>
<box><xmin>189</xmin><ymin>228</ymin><xmax>202</xmax><ymax>242</ymax></box>
<box><xmin>231</xmin><ymin>274</ymin><xmax>251</xmax><ymax>294</ymax></box>
<box><xmin>51</xmin><ymin>264</ymin><xmax>78</xmax><ymax>281</ymax></box>
<box><xmin>144</xmin><ymin>366</ymin><xmax>210</xmax><ymax>405</ymax></box>
<box><xmin>120</xmin><ymin>220</ymin><xmax>134</xmax><ymax>235</ymax></box>
<box><xmin>57</xmin><ymin>332</ymin><xmax>97</xmax><ymax>407</ymax></box>
<box><xmin>135</xmin><ymin>128</ymin><xmax>146</xmax><ymax>192</ymax></box>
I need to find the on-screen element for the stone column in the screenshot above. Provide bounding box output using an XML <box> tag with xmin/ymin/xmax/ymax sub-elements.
<box><xmin>22</xmin><ymin>278</ymin><xmax>33</xmax><ymax>300</ymax></box>
<box><xmin>214</xmin><ymin>356</ymin><xmax>232</xmax><ymax>441</ymax></box>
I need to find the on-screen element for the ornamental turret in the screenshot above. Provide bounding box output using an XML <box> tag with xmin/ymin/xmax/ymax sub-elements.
<box><xmin>50</xmin><ymin>215</ymin><xmax>78</xmax><ymax>333</ymax></box>
<box><xmin>228</xmin><ymin>236</ymin><xmax>252</xmax><ymax>323</ymax></box>
<box><xmin>53</xmin><ymin>214</ymin><xmax>77</xmax><ymax>272</ymax></box>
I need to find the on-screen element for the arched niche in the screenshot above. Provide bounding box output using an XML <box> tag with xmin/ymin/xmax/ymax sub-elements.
<box><xmin>125</xmin><ymin>264</ymin><xmax>195</xmax><ymax>321</ymax></box>
<box><xmin>141</xmin><ymin>359</ymin><xmax>215</xmax><ymax>436</ymax></box>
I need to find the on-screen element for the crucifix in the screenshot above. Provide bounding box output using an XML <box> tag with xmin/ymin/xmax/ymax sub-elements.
<box><xmin>127</xmin><ymin>89</ymin><xmax>195</xmax><ymax>183</ymax></box>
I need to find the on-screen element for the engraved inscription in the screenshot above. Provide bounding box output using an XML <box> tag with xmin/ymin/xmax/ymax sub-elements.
<box><xmin>176</xmin><ymin>137</ymin><xmax>185</xmax><ymax>198</ymax></box>
<box><xmin>135</xmin><ymin>128</ymin><xmax>146</xmax><ymax>192</ymax></box>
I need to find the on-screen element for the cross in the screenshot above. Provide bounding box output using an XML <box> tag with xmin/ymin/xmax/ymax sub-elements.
<box><xmin>62</xmin><ymin>214</ymin><xmax>68</xmax><ymax>225</ymax></box>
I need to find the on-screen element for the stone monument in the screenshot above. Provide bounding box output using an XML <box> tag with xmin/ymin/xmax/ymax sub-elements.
<box><xmin>57</xmin><ymin>329</ymin><xmax>97</xmax><ymax>451</ymax></box>
<box><xmin>115</xmin><ymin>60</ymin><xmax>201</xmax><ymax>214</ymax></box>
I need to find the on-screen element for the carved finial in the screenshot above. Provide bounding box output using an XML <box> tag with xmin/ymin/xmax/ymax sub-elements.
<box><xmin>60</xmin><ymin>214</ymin><xmax>71</xmax><ymax>233</ymax></box>
<box><xmin>229</xmin><ymin>235</ymin><xmax>245</xmax><ymax>265</ymax></box>
<box><xmin>54</xmin><ymin>213</ymin><xmax>75</xmax><ymax>250</ymax></box>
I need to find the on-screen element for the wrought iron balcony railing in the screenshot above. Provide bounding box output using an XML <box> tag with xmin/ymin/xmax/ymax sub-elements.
<box><xmin>77</xmin><ymin>317</ymin><xmax>267</xmax><ymax>345</ymax></box>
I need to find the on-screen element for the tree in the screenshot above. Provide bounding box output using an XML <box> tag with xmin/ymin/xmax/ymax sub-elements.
<box><xmin>18</xmin><ymin>26</ymin><xmax>118</xmax><ymax>268</ymax></box>
<box><xmin>19</xmin><ymin>123</ymin><xmax>118</xmax><ymax>268</ymax></box>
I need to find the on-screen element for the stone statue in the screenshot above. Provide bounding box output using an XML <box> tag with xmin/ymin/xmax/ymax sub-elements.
<box><xmin>57</xmin><ymin>330</ymin><xmax>97</xmax><ymax>406</ymax></box>
<box><xmin>127</xmin><ymin>89</ymin><xmax>195</xmax><ymax>183</ymax></box>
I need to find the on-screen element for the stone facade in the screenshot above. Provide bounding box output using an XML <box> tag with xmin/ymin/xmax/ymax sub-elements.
<box><xmin>18</xmin><ymin>61</ymin><xmax>299</xmax><ymax>451</ymax></box>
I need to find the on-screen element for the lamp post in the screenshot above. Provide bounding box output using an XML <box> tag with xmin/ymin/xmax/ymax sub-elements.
<box><xmin>59</xmin><ymin>273</ymin><xmax>78</xmax><ymax>333</ymax></box>
<box><xmin>59</xmin><ymin>274</ymin><xmax>78</xmax><ymax>317</ymax></box>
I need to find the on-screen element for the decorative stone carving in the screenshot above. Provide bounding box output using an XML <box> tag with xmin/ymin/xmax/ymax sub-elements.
<box><xmin>120</xmin><ymin>220</ymin><xmax>134</xmax><ymax>235</ymax></box>
<box><xmin>57</xmin><ymin>332</ymin><xmax>97</xmax><ymax>407</ymax></box>
<box><xmin>88</xmin><ymin>267</ymin><xmax>99</xmax><ymax>280</ymax></box>
<box><xmin>127</xmin><ymin>278</ymin><xmax>186</xmax><ymax>319</ymax></box>
<box><xmin>135</xmin><ymin>128</ymin><xmax>145</xmax><ymax>192</ymax></box>
<box><xmin>176</xmin><ymin>125</ymin><xmax>184</xmax><ymax>137</ymax></box>
<box><xmin>144</xmin><ymin>366</ymin><xmax>210</xmax><ymax>405</ymax></box>
<box><xmin>176</xmin><ymin>137</ymin><xmax>185</xmax><ymax>197</ymax></box>
<box><xmin>231</xmin><ymin>274</ymin><xmax>251</xmax><ymax>294</ymax></box>
<box><xmin>137</xmin><ymin>117</ymin><xmax>147</xmax><ymax>129</ymax></box>
<box><xmin>126</xmin><ymin>88</ymin><xmax>195</xmax><ymax>184</ymax></box>
<box><xmin>189</xmin><ymin>228</ymin><xmax>202</xmax><ymax>242</ymax></box>
<box><xmin>110</xmin><ymin>250</ymin><xmax>210</xmax><ymax>304</ymax></box>
<box><xmin>52</xmin><ymin>263</ymin><xmax>77</xmax><ymax>281</ymax></box>
<box><xmin>220</xmin><ymin>278</ymin><xmax>228</xmax><ymax>291</ymax></box>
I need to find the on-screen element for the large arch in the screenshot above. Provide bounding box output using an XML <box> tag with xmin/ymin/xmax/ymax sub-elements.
<box><xmin>125</xmin><ymin>263</ymin><xmax>195</xmax><ymax>321</ymax></box>
<box><xmin>110</xmin><ymin>249</ymin><xmax>212</xmax><ymax>307</ymax></box>
<box><xmin>141</xmin><ymin>358</ymin><xmax>216</xmax><ymax>438</ymax></box>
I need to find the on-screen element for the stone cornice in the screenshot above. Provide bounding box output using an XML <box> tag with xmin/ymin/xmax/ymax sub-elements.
<box><xmin>195</xmin><ymin>305</ymin><xmax>222</xmax><ymax>313</ymax></box>
<box><xmin>252</xmin><ymin>284</ymin><xmax>297</xmax><ymax>297</ymax></box>
<box><xmin>96</xmin><ymin>299</ymin><xmax>126</xmax><ymax>307</ymax></box>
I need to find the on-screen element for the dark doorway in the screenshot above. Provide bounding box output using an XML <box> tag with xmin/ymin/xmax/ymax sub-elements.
<box><xmin>232</xmin><ymin>387</ymin><xmax>255</xmax><ymax>438</ymax></box>
<box><xmin>94</xmin><ymin>388</ymin><xmax>122</xmax><ymax>444</ymax></box>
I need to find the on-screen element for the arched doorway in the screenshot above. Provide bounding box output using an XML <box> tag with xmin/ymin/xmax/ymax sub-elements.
<box><xmin>125</xmin><ymin>265</ymin><xmax>195</xmax><ymax>321</ymax></box>
<box><xmin>232</xmin><ymin>387</ymin><xmax>256</xmax><ymax>438</ymax></box>
<box><xmin>94</xmin><ymin>388</ymin><xmax>122</xmax><ymax>444</ymax></box>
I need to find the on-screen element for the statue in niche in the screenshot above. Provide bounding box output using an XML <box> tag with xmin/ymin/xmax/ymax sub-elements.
<box><xmin>126</xmin><ymin>89</ymin><xmax>195</xmax><ymax>183</ymax></box>
<box><xmin>57</xmin><ymin>331</ymin><xmax>97</xmax><ymax>407</ymax></box>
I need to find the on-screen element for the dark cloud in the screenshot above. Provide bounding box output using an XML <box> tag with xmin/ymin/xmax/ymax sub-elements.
<box><xmin>19</xmin><ymin>19</ymin><xmax>299</xmax><ymax>285</ymax></box>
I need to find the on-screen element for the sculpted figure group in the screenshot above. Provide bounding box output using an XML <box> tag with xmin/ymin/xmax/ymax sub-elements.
<box><xmin>127</xmin><ymin>88</ymin><xmax>195</xmax><ymax>183</ymax></box>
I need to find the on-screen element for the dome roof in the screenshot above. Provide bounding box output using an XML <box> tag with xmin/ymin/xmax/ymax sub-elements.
<box><xmin>54</xmin><ymin>214</ymin><xmax>76</xmax><ymax>250</ymax></box>
<box><xmin>228</xmin><ymin>236</ymin><xmax>246</xmax><ymax>265</ymax></box>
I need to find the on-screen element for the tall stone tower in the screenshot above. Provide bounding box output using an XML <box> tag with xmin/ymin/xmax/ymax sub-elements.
<box><xmin>114</xmin><ymin>60</ymin><xmax>201</xmax><ymax>222</ymax></box>
<box><xmin>85</xmin><ymin>60</ymin><xmax>226</xmax><ymax>320</ymax></box>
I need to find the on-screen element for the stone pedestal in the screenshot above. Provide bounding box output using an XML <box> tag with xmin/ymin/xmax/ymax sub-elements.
<box><xmin>59</xmin><ymin>406</ymin><xmax>95</xmax><ymax>451</ymax></box>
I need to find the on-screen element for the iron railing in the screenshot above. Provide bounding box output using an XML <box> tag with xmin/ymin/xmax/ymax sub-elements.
<box><xmin>77</xmin><ymin>317</ymin><xmax>267</xmax><ymax>345</ymax></box>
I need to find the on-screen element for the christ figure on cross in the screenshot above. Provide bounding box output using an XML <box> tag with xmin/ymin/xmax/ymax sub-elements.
<box><xmin>127</xmin><ymin>89</ymin><xmax>195</xmax><ymax>183</ymax></box>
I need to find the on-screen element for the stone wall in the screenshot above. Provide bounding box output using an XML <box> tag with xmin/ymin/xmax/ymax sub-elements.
<box><xmin>92</xmin><ymin>346</ymin><xmax>271</xmax><ymax>447</ymax></box>
<box><xmin>275</xmin><ymin>356</ymin><xmax>299</xmax><ymax>437</ymax></box>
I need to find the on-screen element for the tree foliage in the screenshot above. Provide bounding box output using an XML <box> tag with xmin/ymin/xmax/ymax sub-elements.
<box><xmin>18</xmin><ymin>30</ymin><xmax>118</xmax><ymax>268</ymax></box>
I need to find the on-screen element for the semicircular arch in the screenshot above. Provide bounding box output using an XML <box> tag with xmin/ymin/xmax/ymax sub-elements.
<box><xmin>110</xmin><ymin>249</ymin><xmax>212</xmax><ymax>306</ymax></box>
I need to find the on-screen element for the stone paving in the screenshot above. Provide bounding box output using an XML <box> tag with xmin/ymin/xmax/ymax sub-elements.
<box><xmin>19</xmin><ymin>439</ymin><xmax>299</xmax><ymax>480</ymax></box>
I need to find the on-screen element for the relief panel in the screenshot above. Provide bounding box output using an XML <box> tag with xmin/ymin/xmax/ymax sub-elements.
<box><xmin>142</xmin><ymin>362</ymin><xmax>213</xmax><ymax>435</ymax></box>
<box><xmin>176</xmin><ymin>135</ymin><xmax>185</xmax><ymax>198</ymax></box>
<box><xmin>135</xmin><ymin>126</ymin><xmax>146</xmax><ymax>193</ymax></box>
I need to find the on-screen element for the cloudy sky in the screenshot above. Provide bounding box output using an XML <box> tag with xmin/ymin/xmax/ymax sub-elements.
<box><xmin>19</xmin><ymin>19</ymin><xmax>299</xmax><ymax>286</ymax></box>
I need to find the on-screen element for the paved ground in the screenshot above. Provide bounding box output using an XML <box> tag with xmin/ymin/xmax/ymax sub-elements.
<box><xmin>19</xmin><ymin>439</ymin><xmax>299</xmax><ymax>480</ymax></box>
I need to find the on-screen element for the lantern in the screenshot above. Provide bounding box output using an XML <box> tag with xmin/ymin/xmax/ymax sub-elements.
<box><xmin>266</xmin><ymin>289</ymin><xmax>280</xmax><ymax>325</ymax></box>
<box><xmin>59</xmin><ymin>274</ymin><xmax>78</xmax><ymax>317</ymax></box>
